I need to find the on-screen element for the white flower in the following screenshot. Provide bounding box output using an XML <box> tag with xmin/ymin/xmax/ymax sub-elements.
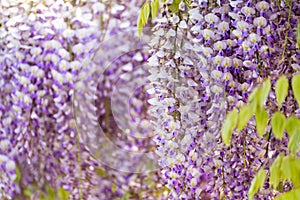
<box><xmin>58</xmin><ymin>48</ymin><xmax>70</xmax><ymax>60</ymax></box>
<box><xmin>72</xmin><ymin>43</ymin><xmax>85</xmax><ymax>55</ymax></box>
<box><xmin>191</xmin><ymin>177</ymin><xmax>197</xmax><ymax>187</ymax></box>
<box><xmin>248</xmin><ymin>33</ymin><xmax>261</xmax><ymax>44</ymax></box>
<box><xmin>23</xmin><ymin>95</ymin><xmax>32</xmax><ymax>105</ymax></box>
<box><xmin>254</xmin><ymin>17</ymin><xmax>267</xmax><ymax>27</ymax></box>
<box><xmin>214</xmin><ymin>41</ymin><xmax>227</xmax><ymax>51</ymax></box>
<box><xmin>5</xmin><ymin>160</ymin><xmax>15</xmax><ymax>171</ymax></box>
<box><xmin>212</xmin><ymin>70</ymin><xmax>223</xmax><ymax>80</ymax></box>
<box><xmin>232</xmin><ymin>29</ymin><xmax>242</xmax><ymax>39</ymax></box>
<box><xmin>30</xmin><ymin>47</ymin><xmax>42</xmax><ymax>57</ymax></box>
<box><xmin>202</xmin><ymin>46</ymin><xmax>213</xmax><ymax>57</ymax></box>
<box><xmin>218</xmin><ymin>21</ymin><xmax>229</xmax><ymax>32</ymax></box>
<box><xmin>62</xmin><ymin>29</ymin><xmax>75</xmax><ymax>39</ymax></box>
<box><xmin>202</xmin><ymin>29</ymin><xmax>214</xmax><ymax>40</ymax></box>
<box><xmin>189</xmin><ymin>8</ymin><xmax>203</xmax><ymax>20</ymax></box>
<box><xmin>0</xmin><ymin>155</ymin><xmax>9</xmax><ymax>164</ymax></box>
<box><xmin>51</xmin><ymin>54</ymin><xmax>60</xmax><ymax>65</ymax></box>
<box><xmin>163</xmin><ymin>98</ymin><xmax>176</xmax><ymax>106</ymax></box>
<box><xmin>52</xmin><ymin>70</ymin><xmax>64</xmax><ymax>84</ymax></box>
<box><xmin>92</xmin><ymin>2</ymin><xmax>105</xmax><ymax>14</ymax></box>
<box><xmin>0</xmin><ymin>140</ymin><xmax>10</xmax><ymax>151</ymax></box>
<box><xmin>59</xmin><ymin>60</ymin><xmax>69</xmax><ymax>71</ymax></box>
<box><xmin>236</xmin><ymin>21</ymin><xmax>250</xmax><ymax>31</ymax></box>
<box><xmin>204</xmin><ymin>13</ymin><xmax>219</xmax><ymax>24</ymax></box>
<box><xmin>178</xmin><ymin>20</ymin><xmax>188</xmax><ymax>29</ymax></box>
<box><xmin>223</xmin><ymin>72</ymin><xmax>233</xmax><ymax>81</ymax></box>
<box><xmin>241</xmin><ymin>6</ymin><xmax>255</xmax><ymax>16</ymax></box>
<box><xmin>176</xmin><ymin>153</ymin><xmax>185</xmax><ymax>163</ymax></box>
<box><xmin>211</xmin><ymin>85</ymin><xmax>223</xmax><ymax>94</ymax></box>
<box><xmin>233</xmin><ymin>58</ymin><xmax>242</xmax><ymax>67</ymax></box>
<box><xmin>221</xmin><ymin>57</ymin><xmax>232</xmax><ymax>68</ymax></box>
<box><xmin>256</xmin><ymin>1</ymin><xmax>270</xmax><ymax>11</ymax></box>
<box><xmin>169</xmin><ymin>121</ymin><xmax>180</xmax><ymax>131</ymax></box>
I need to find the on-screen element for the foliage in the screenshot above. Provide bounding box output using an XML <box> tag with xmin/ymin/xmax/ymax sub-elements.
<box><xmin>222</xmin><ymin>74</ymin><xmax>300</xmax><ymax>198</ymax></box>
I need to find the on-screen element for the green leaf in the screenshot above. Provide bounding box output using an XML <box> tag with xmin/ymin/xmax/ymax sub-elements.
<box><xmin>249</xmin><ymin>87</ymin><xmax>259</xmax><ymax>102</ymax></box>
<box><xmin>290</xmin><ymin>157</ymin><xmax>300</xmax><ymax>187</ymax></box>
<box><xmin>237</xmin><ymin>105</ymin><xmax>253</xmax><ymax>132</ymax></box>
<box><xmin>143</xmin><ymin>3</ymin><xmax>150</xmax><ymax>24</ymax></box>
<box><xmin>281</xmin><ymin>156</ymin><xmax>292</xmax><ymax>183</ymax></box>
<box><xmin>255</xmin><ymin>108</ymin><xmax>269</xmax><ymax>137</ymax></box>
<box><xmin>288</xmin><ymin>126</ymin><xmax>300</xmax><ymax>155</ymax></box>
<box><xmin>112</xmin><ymin>183</ymin><xmax>117</xmax><ymax>193</ymax></box>
<box><xmin>221</xmin><ymin>108</ymin><xmax>238</xmax><ymax>146</ymax></box>
<box><xmin>23</xmin><ymin>187</ymin><xmax>33</xmax><ymax>198</ymax></box>
<box><xmin>275</xmin><ymin>76</ymin><xmax>289</xmax><ymax>108</ymax></box>
<box><xmin>259</xmin><ymin>79</ymin><xmax>271</xmax><ymax>107</ymax></box>
<box><xmin>95</xmin><ymin>167</ymin><xmax>108</xmax><ymax>178</ymax></box>
<box><xmin>286</xmin><ymin>116</ymin><xmax>300</xmax><ymax>137</ymax></box>
<box><xmin>137</xmin><ymin>14</ymin><xmax>143</xmax><ymax>36</ymax></box>
<box><xmin>270</xmin><ymin>154</ymin><xmax>283</xmax><ymax>189</ymax></box>
<box><xmin>292</xmin><ymin>73</ymin><xmax>300</xmax><ymax>107</ymax></box>
<box><xmin>121</xmin><ymin>192</ymin><xmax>130</xmax><ymax>200</ymax></box>
<box><xmin>271</xmin><ymin>112</ymin><xmax>286</xmax><ymax>139</ymax></box>
<box><xmin>58</xmin><ymin>187</ymin><xmax>69</xmax><ymax>200</ymax></box>
<box><xmin>248</xmin><ymin>168</ymin><xmax>267</xmax><ymax>200</ymax></box>
<box><xmin>14</xmin><ymin>165</ymin><xmax>21</xmax><ymax>184</ymax></box>
<box><xmin>297</xmin><ymin>21</ymin><xmax>300</xmax><ymax>49</ymax></box>
<box><xmin>168</xmin><ymin>0</ymin><xmax>182</xmax><ymax>13</ymax></box>
<box><xmin>274</xmin><ymin>188</ymin><xmax>300</xmax><ymax>200</ymax></box>
<box><xmin>47</xmin><ymin>186</ymin><xmax>55</xmax><ymax>200</ymax></box>
<box><xmin>285</xmin><ymin>116</ymin><xmax>300</xmax><ymax>155</ymax></box>
<box><xmin>151</xmin><ymin>0</ymin><xmax>159</xmax><ymax>20</ymax></box>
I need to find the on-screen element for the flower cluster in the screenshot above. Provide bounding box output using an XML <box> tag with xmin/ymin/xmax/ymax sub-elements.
<box><xmin>0</xmin><ymin>0</ymin><xmax>299</xmax><ymax>199</ymax></box>
<box><xmin>1</xmin><ymin>0</ymin><xmax>167</xmax><ymax>199</ymax></box>
<box><xmin>148</xmin><ymin>0</ymin><xmax>300</xmax><ymax>199</ymax></box>
<box><xmin>0</xmin><ymin>0</ymin><xmax>107</xmax><ymax>198</ymax></box>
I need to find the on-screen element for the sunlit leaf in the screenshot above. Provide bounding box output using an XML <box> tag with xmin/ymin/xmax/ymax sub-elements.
<box><xmin>58</xmin><ymin>187</ymin><xmax>69</xmax><ymax>200</ymax></box>
<box><xmin>285</xmin><ymin>116</ymin><xmax>300</xmax><ymax>155</ymax></box>
<box><xmin>281</xmin><ymin>156</ymin><xmax>292</xmax><ymax>183</ymax></box>
<box><xmin>121</xmin><ymin>192</ymin><xmax>130</xmax><ymax>200</ymax></box>
<box><xmin>270</xmin><ymin>153</ymin><xmax>283</xmax><ymax>189</ymax></box>
<box><xmin>271</xmin><ymin>112</ymin><xmax>286</xmax><ymax>139</ymax></box>
<box><xmin>286</xmin><ymin>116</ymin><xmax>300</xmax><ymax>154</ymax></box>
<box><xmin>292</xmin><ymin>73</ymin><xmax>300</xmax><ymax>107</ymax></box>
<box><xmin>14</xmin><ymin>165</ymin><xmax>21</xmax><ymax>184</ymax></box>
<box><xmin>248</xmin><ymin>168</ymin><xmax>267</xmax><ymax>200</ymax></box>
<box><xmin>255</xmin><ymin>108</ymin><xmax>269</xmax><ymax>137</ymax></box>
<box><xmin>137</xmin><ymin>14</ymin><xmax>143</xmax><ymax>36</ymax></box>
<box><xmin>221</xmin><ymin>108</ymin><xmax>238</xmax><ymax>146</ymax></box>
<box><xmin>168</xmin><ymin>0</ymin><xmax>182</xmax><ymax>13</ymax></box>
<box><xmin>23</xmin><ymin>187</ymin><xmax>33</xmax><ymax>198</ymax></box>
<box><xmin>290</xmin><ymin>157</ymin><xmax>300</xmax><ymax>187</ymax></box>
<box><xmin>274</xmin><ymin>188</ymin><xmax>300</xmax><ymax>200</ymax></box>
<box><xmin>288</xmin><ymin>126</ymin><xmax>300</xmax><ymax>155</ymax></box>
<box><xmin>275</xmin><ymin>76</ymin><xmax>289</xmax><ymax>109</ymax></box>
<box><xmin>47</xmin><ymin>185</ymin><xmax>55</xmax><ymax>200</ymax></box>
<box><xmin>151</xmin><ymin>0</ymin><xmax>159</xmax><ymax>20</ymax></box>
<box><xmin>95</xmin><ymin>167</ymin><xmax>109</xmax><ymax>178</ymax></box>
<box><xmin>143</xmin><ymin>3</ymin><xmax>150</xmax><ymax>24</ymax></box>
<box><xmin>237</xmin><ymin>105</ymin><xmax>253</xmax><ymax>132</ymax></box>
<box><xmin>249</xmin><ymin>87</ymin><xmax>259</xmax><ymax>102</ymax></box>
<box><xmin>112</xmin><ymin>183</ymin><xmax>117</xmax><ymax>193</ymax></box>
<box><xmin>260</xmin><ymin>79</ymin><xmax>271</xmax><ymax>107</ymax></box>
